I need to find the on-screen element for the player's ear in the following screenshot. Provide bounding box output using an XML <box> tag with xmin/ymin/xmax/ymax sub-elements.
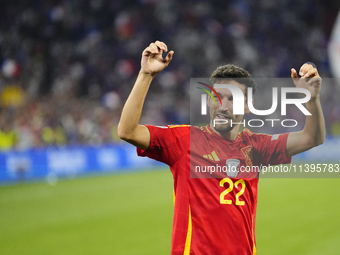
<box><xmin>244</xmin><ymin>99</ymin><xmax>253</xmax><ymax>114</ymax></box>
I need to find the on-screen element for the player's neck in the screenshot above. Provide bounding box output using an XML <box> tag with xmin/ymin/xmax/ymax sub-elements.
<box><xmin>209</xmin><ymin>124</ymin><xmax>240</xmax><ymax>141</ymax></box>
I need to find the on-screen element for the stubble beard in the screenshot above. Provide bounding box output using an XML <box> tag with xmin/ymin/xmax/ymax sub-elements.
<box><xmin>212</xmin><ymin>115</ymin><xmax>242</xmax><ymax>133</ymax></box>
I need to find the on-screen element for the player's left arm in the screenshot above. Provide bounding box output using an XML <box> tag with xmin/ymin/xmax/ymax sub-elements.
<box><xmin>286</xmin><ymin>63</ymin><xmax>326</xmax><ymax>157</ymax></box>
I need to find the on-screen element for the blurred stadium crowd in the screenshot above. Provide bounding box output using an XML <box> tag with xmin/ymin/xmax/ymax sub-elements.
<box><xmin>0</xmin><ymin>0</ymin><xmax>339</xmax><ymax>151</ymax></box>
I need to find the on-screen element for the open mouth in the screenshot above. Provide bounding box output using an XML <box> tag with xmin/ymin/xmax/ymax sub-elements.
<box><xmin>216</xmin><ymin>114</ymin><xmax>232</xmax><ymax>120</ymax></box>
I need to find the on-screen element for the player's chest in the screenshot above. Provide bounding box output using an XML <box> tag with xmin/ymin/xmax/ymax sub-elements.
<box><xmin>190</xmin><ymin>138</ymin><xmax>256</xmax><ymax>179</ymax></box>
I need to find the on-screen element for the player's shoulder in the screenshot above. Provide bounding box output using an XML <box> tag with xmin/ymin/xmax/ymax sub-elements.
<box><xmin>168</xmin><ymin>124</ymin><xmax>191</xmax><ymax>134</ymax></box>
<box><xmin>239</xmin><ymin>128</ymin><xmax>274</xmax><ymax>141</ymax></box>
<box><xmin>167</xmin><ymin>124</ymin><xmax>191</xmax><ymax>129</ymax></box>
<box><xmin>149</xmin><ymin>124</ymin><xmax>191</xmax><ymax>137</ymax></box>
<box><xmin>148</xmin><ymin>124</ymin><xmax>189</xmax><ymax>129</ymax></box>
<box><xmin>239</xmin><ymin>128</ymin><xmax>255</xmax><ymax>137</ymax></box>
<box><xmin>190</xmin><ymin>125</ymin><xmax>215</xmax><ymax>136</ymax></box>
<box><xmin>165</xmin><ymin>124</ymin><xmax>211</xmax><ymax>138</ymax></box>
<box><xmin>239</xmin><ymin>129</ymin><xmax>289</xmax><ymax>145</ymax></box>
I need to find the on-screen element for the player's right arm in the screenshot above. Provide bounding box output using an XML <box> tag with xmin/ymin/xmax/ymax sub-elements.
<box><xmin>117</xmin><ymin>41</ymin><xmax>174</xmax><ymax>150</ymax></box>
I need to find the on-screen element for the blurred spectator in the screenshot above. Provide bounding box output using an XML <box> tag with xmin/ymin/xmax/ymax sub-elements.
<box><xmin>0</xmin><ymin>0</ymin><xmax>338</xmax><ymax>150</ymax></box>
<box><xmin>0</xmin><ymin>110</ymin><xmax>18</xmax><ymax>151</ymax></box>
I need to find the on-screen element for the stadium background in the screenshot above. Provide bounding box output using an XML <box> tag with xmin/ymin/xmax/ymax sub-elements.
<box><xmin>1</xmin><ymin>0</ymin><xmax>340</xmax><ymax>254</ymax></box>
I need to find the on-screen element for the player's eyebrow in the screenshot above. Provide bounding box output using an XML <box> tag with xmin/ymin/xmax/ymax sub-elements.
<box><xmin>212</xmin><ymin>92</ymin><xmax>222</xmax><ymax>97</ymax></box>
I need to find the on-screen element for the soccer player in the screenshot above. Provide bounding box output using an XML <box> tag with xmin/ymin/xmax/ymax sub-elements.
<box><xmin>118</xmin><ymin>41</ymin><xmax>326</xmax><ymax>255</ymax></box>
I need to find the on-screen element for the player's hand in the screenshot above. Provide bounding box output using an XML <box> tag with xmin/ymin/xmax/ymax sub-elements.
<box><xmin>140</xmin><ymin>41</ymin><xmax>174</xmax><ymax>77</ymax></box>
<box><xmin>291</xmin><ymin>63</ymin><xmax>322</xmax><ymax>100</ymax></box>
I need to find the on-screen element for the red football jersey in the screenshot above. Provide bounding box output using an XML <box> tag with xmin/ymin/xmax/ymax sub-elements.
<box><xmin>137</xmin><ymin>124</ymin><xmax>291</xmax><ymax>255</ymax></box>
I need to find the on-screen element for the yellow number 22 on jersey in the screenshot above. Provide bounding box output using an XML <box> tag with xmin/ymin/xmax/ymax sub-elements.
<box><xmin>219</xmin><ymin>178</ymin><xmax>246</xmax><ymax>206</ymax></box>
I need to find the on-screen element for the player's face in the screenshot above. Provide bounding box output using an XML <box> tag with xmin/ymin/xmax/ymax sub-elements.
<box><xmin>208</xmin><ymin>80</ymin><xmax>249</xmax><ymax>133</ymax></box>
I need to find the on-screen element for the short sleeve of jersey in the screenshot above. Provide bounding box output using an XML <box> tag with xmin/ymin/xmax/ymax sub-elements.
<box><xmin>252</xmin><ymin>132</ymin><xmax>292</xmax><ymax>166</ymax></box>
<box><xmin>137</xmin><ymin>125</ymin><xmax>190</xmax><ymax>166</ymax></box>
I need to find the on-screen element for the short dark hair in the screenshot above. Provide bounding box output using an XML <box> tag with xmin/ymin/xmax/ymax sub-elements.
<box><xmin>210</xmin><ymin>64</ymin><xmax>257</xmax><ymax>96</ymax></box>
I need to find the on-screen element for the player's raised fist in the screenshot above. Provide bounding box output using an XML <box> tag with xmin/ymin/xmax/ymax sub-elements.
<box><xmin>291</xmin><ymin>62</ymin><xmax>322</xmax><ymax>100</ymax></box>
<box><xmin>140</xmin><ymin>41</ymin><xmax>174</xmax><ymax>77</ymax></box>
